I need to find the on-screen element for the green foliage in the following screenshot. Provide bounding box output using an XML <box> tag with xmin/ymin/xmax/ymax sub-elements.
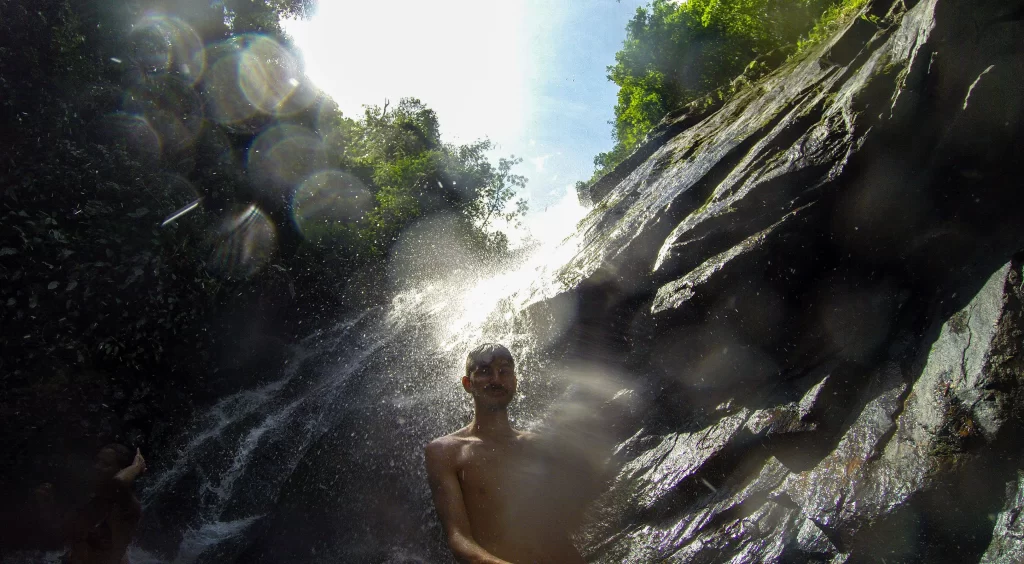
<box><xmin>468</xmin><ymin>156</ymin><xmax>529</xmax><ymax>252</ymax></box>
<box><xmin>224</xmin><ymin>0</ymin><xmax>317</xmax><ymax>33</ymax></box>
<box><xmin>358</xmin><ymin>98</ymin><xmax>442</xmax><ymax>163</ymax></box>
<box><xmin>591</xmin><ymin>0</ymin><xmax>845</xmax><ymax>181</ymax></box>
<box><xmin>797</xmin><ymin>0</ymin><xmax>869</xmax><ymax>53</ymax></box>
<box><xmin>362</xmin><ymin>152</ymin><xmax>434</xmax><ymax>254</ymax></box>
<box><xmin>312</xmin><ymin>97</ymin><xmax>529</xmax><ymax>259</ymax></box>
<box><xmin>464</xmin><ymin>157</ymin><xmax>526</xmax><ymax>229</ymax></box>
<box><xmin>1</xmin><ymin>133</ymin><xmax>221</xmax><ymax>381</ymax></box>
<box><xmin>612</xmin><ymin>70</ymin><xmax>670</xmax><ymax>152</ymax></box>
<box><xmin>52</xmin><ymin>0</ymin><xmax>87</xmax><ymax>66</ymax></box>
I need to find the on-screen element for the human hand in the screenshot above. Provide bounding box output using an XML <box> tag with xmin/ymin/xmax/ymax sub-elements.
<box><xmin>132</xmin><ymin>448</ymin><xmax>147</xmax><ymax>474</ymax></box>
<box><xmin>115</xmin><ymin>448</ymin><xmax>147</xmax><ymax>484</ymax></box>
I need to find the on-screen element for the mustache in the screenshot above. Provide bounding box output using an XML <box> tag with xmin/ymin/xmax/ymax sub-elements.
<box><xmin>484</xmin><ymin>385</ymin><xmax>508</xmax><ymax>392</ymax></box>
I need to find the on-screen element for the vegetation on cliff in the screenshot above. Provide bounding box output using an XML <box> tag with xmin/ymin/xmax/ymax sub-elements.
<box><xmin>588</xmin><ymin>0</ymin><xmax>868</xmax><ymax>181</ymax></box>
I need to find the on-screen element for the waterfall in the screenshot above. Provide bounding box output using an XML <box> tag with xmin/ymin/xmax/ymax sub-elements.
<box><xmin>132</xmin><ymin>214</ymin><xmax>601</xmax><ymax>563</ymax></box>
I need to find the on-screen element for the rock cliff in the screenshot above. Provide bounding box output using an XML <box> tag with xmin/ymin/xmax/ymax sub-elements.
<box><xmin>558</xmin><ymin>0</ymin><xmax>1024</xmax><ymax>560</ymax></box>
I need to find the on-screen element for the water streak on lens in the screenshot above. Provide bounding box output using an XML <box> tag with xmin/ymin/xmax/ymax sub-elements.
<box><xmin>156</xmin><ymin>173</ymin><xmax>202</xmax><ymax>226</ymax></box>
<box><xmin>208</xmin><ymin>205</ymin><xmax>277</xmax><ymax>277</ymax></box>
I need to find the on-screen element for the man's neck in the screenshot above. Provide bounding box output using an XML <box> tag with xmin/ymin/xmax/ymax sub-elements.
<box><xmin>469</xmin><ymin>405</ymin><xmax>516</xmax><ymax>439</ymax></box>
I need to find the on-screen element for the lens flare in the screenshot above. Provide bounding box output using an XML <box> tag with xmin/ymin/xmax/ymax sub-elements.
<box><xmin>202</xmin><ymin>37</ymin><xmax>261</xmax><ymax>127</ymax></box>
<box><xmin>292</xmin><ymin>170</ymin><xmax>371</xmax><ymax>241</ymax></box>
<box><xmin>238</xmin><ymin>36</ymin><xmax>316</xmax><ymax>117</ymax></box>
<box><xmin>122</xmin><ymin>75</ymin><xmax>203</xmax><ymax>155</ymax></box>
<box><xmin>208</xmin><ymin>205</ymin><xmax>277</xmax><ymax>277</ymax></box>
<box><xmin>247</xmin><ymin>124</ymin><xmax>327</xmax><ymax>194</ymax></box>
<box><xmin>92</xmin><ymin>113</ymin><xmax>161</xmax><ymax>163</ymax></box>
<box><xmin>539</xmin><ymin>362</ymin><xmax>634</xmax><ymax>455</ymax></box>
<box><xmin>312</xmin><ymin>99</ymin><xmax>353</xmax><ymax>162</ymax></box>
<box><xmin>131</xmin><ymin>14</ymin><xmax>206</xmax><ymax>85</ymax></box>
<box><xmin>202</xmin><ymin>34</ymin><xmax>315</xmax><ymax>127</ymax></box>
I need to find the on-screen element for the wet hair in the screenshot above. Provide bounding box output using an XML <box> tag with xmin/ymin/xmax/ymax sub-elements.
<box><xmin>465</xmin><ymin>343</ymin><xmax>515</xmax><ymax>377</ymax></box>
<box><xmin>97</xmin><ymin>443</ymin><xmax>134</xmax><ymax>468</ymax></box>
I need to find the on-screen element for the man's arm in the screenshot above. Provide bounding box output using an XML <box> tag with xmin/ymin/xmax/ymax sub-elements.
<box><xmin>424</xmin><ymin>440</ymin><xmax>512</xmax><ymax>564</ymax></box>
<box><xmin>114</xmin><ymin>448</ymin><xmax>146</xmax><ymax>485</ymax></box>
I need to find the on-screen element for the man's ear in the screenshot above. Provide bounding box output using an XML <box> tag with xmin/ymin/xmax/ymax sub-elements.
<box><xmin>461</xmin><ymin>375</ymin><xmax>472</xmax><ymax>393</ymax></box>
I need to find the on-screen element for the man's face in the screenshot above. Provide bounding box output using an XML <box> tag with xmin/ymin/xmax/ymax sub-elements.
<box><xmin>463</xmin><ymin>356</ymin><xmax>517</xmax><ymax>409</ymax></box>
<box><xmin>94</xmin><ymin>448</ymin><xmax>122</xmax><ymax>478</ymax></box>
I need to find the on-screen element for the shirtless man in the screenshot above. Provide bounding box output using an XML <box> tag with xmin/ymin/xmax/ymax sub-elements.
<box><xmin>425</xmin><ymin>344</ymin><xmax>590</xmax><ymax>564</ymax></box>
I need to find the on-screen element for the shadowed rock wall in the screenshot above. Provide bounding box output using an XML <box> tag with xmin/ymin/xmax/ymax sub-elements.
<box><xmin>550</xmin><ymin>0</ymin><xmax>1024</xmax><ymax>560</ymax></box>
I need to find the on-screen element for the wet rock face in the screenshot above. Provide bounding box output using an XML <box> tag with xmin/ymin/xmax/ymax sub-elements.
<box><xmin>562</xmin><ymin>0</ymin><xmax>1024</xmax><ymax>560</ymax></box>
<box><xmin>981</xmin><ymin>471</ymin><xmax>1024</xmax><ymax>564</ymax></box>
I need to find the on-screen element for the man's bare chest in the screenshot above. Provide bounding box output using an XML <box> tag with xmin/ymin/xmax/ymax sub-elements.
<box><xmin>456</xmin><ymin>442</ymin><xmax>553</xmax><ymax>507</ymax></box>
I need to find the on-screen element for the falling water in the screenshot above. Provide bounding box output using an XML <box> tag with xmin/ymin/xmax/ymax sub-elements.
<box><xmin>130</xmin><ymin>215</ymin><xmax>613</xmax><ymax>563</ymax></box>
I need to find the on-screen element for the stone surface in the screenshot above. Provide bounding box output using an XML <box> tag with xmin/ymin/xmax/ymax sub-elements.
<box><xmin>980</xmin><ymin>471</ymin><xmax>1024</xmax><ymax>564</ymax></box>
<box><xmin>561</xmin><ymin>0</ymin><xmax>1024</xmax><ymax>560</ymax></box>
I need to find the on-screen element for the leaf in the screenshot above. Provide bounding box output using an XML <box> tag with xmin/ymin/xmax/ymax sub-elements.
<box><xmin>0</xmin><ymin>247</ymin><xmax>16</xmax><ymax>256</ymax></box>
<box><xmin>48</xmin><ymin>281</ymin><xmax>59</xmax><ymax>290</ymax></box>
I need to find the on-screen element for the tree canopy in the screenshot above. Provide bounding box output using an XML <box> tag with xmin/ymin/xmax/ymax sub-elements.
<box><xmin>591</xmin><ymin>0</ymin><xmax>853</xmax><ymax>180</ymax></box>
<box><xmin>307</xmin><ymin>97</ymin><xmax>527</xmax><ymax>259</ymax></box>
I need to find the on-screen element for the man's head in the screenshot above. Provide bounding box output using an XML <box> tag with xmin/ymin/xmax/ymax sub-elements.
<box><xmin>94</xmin><ymin>443</ymin><xmax>133</xmax><ymax>478</ymax></box>
<box><xmin>463</xmin><ymin>343</ymin><xmax>517</xmax><ymax>410</ymax></box>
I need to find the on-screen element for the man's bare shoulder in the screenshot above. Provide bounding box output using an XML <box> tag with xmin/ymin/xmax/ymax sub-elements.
<box><xmin>425</xmin><ymin>427</ymin><xmax>475</xmax><ymax>457</ymax></box>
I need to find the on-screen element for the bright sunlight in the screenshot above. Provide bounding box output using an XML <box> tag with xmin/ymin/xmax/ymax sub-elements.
<box><xmin>283</xmin><ymin>1</ymin><xmax>528</xmax><ymax>145</ymax></box>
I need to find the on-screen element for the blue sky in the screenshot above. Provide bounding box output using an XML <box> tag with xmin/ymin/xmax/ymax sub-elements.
<box><xmin>284</xmin><ymin>0</ymin><xmax>646</xmax><ymax>242</ymax></box>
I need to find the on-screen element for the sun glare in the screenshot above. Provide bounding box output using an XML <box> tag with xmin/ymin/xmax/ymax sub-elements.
<box><xmin>283</xmin><ymin>1</ymin><xmax>528</xmax><ymax>144</ymax></box>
